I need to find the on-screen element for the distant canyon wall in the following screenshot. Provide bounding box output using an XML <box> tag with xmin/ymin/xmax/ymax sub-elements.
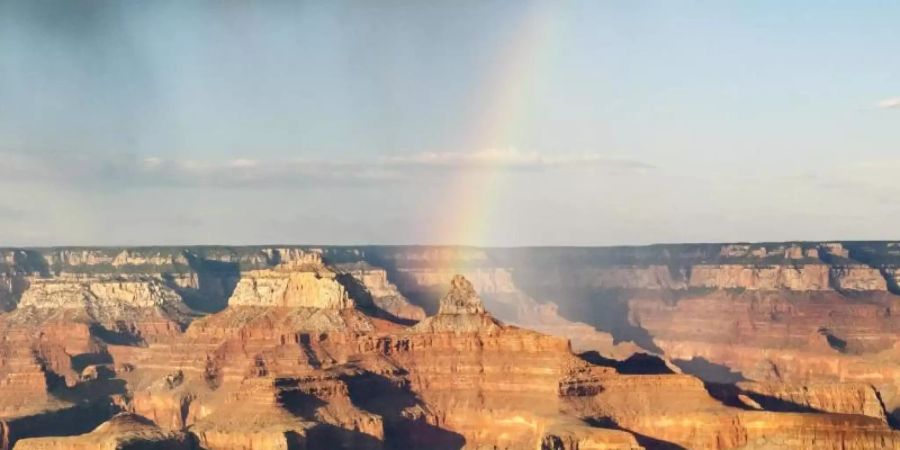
<box><xmin>0</xmin><ymin>242</ymin><xmax>899</xmax><ymax>448</ymax></box>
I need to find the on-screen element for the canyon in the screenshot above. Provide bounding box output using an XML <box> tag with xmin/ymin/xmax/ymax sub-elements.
<box><xmin>0</xmin><ymin>243</ymin><xmax>898</xmax><ymax>449</ymax></box>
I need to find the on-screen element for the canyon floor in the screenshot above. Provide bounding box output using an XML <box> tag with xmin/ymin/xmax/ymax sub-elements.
<box><xmin>0</xmin><ymin>243</ymin><xmax>899</xmax><ymax>449</ymax></box>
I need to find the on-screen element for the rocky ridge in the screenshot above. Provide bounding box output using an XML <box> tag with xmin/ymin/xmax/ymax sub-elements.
<box><xmin>0</xmin><ymin>244</ymin><xmax>897</xmax><ymax>449</ymax></box>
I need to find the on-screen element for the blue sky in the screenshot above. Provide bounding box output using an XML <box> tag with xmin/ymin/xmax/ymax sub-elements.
<box><xmin>0</xmin><ymin>1</ymin><xmax>898</xmax><ymax>246</ymax></box>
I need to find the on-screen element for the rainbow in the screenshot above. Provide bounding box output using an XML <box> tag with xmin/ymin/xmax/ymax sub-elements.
<box><xmin>433</xmin><ymin>3</ymin><xmax>563</xmax><ymax>250</ymax></box>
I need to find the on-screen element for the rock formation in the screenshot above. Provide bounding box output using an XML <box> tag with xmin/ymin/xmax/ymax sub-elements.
<box><xmin>227</xmin><ymin>263</ymin><xmax>352</xmax><ymax>309</ymax></box>
<box><xmin>0</xmin><ymin>244</ymin><xmax>898</xmax><ymax>449</ymax></box>
<box><xmin>14</xmin><ymin>413</ymin><xmax>193</xmax><ymax>450</ymax></box>
<box><xmin>334</xmin><ymin>262</ymin><xmax>426</xmax><ymax>322</ymax></box>
<box><xmin>335</xmin><ymin>242</ymin><xmax>900</xmax><ymax>428</ymax></box>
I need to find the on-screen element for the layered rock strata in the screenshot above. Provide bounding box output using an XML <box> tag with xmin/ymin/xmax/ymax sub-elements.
<box><xmin>13</xmin><ymin>413</ymin><xmax>193</xmax><ymax>450</ymax></box>
<box><xmin>0</xmin><ymin>244</ymin><xmax>898</xmax><ymax>449</ymax></box>
<box><xmin>334</xmin><ymin>262</ymin><xmax>426</xmax><ymax>322</ymax></box>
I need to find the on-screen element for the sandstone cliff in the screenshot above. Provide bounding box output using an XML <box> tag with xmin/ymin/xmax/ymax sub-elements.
<box><xmin>687</xmin><ymin>264</ymin><xmax>832</xmax><ymax>290</ymax></box>
<box><xmin>334</xmin><ymin>262</ymin><xmax>426</xmax><ymax>322</ymax></box>
<box><xmin>227</xmin><ymin>263</ymin><xmax>352</xmax><ymax>309</ymax></box>
<box><xmin>13</xmin><ymin>413</ymin><xmax>193</xmax><ymax>450</ymax></box>
<box><xmin>0</xmin><ymin>243</ymin><xmax>898</xmax><ymax>449</ymax></box>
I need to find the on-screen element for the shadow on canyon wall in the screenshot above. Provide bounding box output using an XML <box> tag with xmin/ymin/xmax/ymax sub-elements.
<box><xmin>703</xmin><ymin>383</ymin><xmax>825</xmax><ymax>414</ymax></box>
<box><xmin>276</xmin><ymin>378</ymin><xmax>383</xmax><ymax>450</ymax></box>
<box><xmin>355</xmin><ymin>249</ymin><xmax>666</xmax><ymax>352</ymax></box>
<box><xmin>164</xmin><ymin>254</ymin><xmax>240</xmax><ymax>314</ymax></box>
<box><xmin>336</xmin><ymin>251</ymin><xmax>440</xmax><ymax>316</ymax></box>
<box><xmin>89</xmin><ymin>323</ymin><xmax>145</xmax><ymax>346</ymax></box>
<box><xmin>1</xmin><ymin>402</ymin><xmax>117</xmax><ymax>449</ymax></box>
<box><xmin>672</xmin><ymin>357</ymin><xmax>747</xmax><ymax>384</ymax></box>
<box><xmin>0</xmin><ymin>251</ymin><xmax>47</xmax><ymax>312</ymax></box>
<box><xmin>12</xmin><ymin>250</ymin><xmax>51</xmax><ymax>277</ymax></box>
<box><xmin>276</xmin><ymin>378</ymin><xmax>327</xmax><ymax>420</ymax></box>
<box><xmin>515</xmin><ymin>283</ymin><xmax>664</xmax><ymax>354</ymax></box>
<box><xmin>386</xmin><ymin>280</ymin><xmax>444</xmax><ymax>317</ymax></box>
<box><xmin>69</xmin><ymin>349</ymin><xmax>113</xmax><ymax>373</ymax></box>
<box><xmin>343</xmin><ymin>371</ymin><xmax>465</xmax><ymax>450</ymax></box>
<box><xmin>336</xmin><ymin>274</ymin><xmax>419</xmax><ymax>326</ymax></box>
<box><xmin>585</xmin><ymin>417</ymin><xmax>687</xmax><ymax>450</ymax></box>
<box><xmin>578</xmin><ymin>351</ymin><xmax>675</xmax><ymax>375</ymax></box>
<box><xmin>306</xmin><ymin>424</ymin><xmax>383</xmax><ymax>450</ymax></box>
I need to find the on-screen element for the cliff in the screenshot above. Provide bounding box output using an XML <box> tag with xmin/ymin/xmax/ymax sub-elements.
<box><xmin>13</xmin><ymin>413</ymin><xmax>193</xmax><ymax>450</ymax></box>
<box><xmin>0</xmin><ymin>243</ymin><xmax>898</xmax><ymax>449</ymax></box>
<box><xmin>334</xmin><ymin>262</ymin><xmax>426</xmax><ymax>322</ymax></box>
<box><xmin>227</xmin><ymin>263</ymin><xmax>352</xmax><ymax>309</ymax></box>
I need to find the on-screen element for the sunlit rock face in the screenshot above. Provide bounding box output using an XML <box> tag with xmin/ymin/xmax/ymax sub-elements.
<box><xmin>408</xmin><ymin>275</ymin><xmax>502</xmax><ymax>334</ymax></box>
<box><xmin>436</xmin><ymin>275</ymin><xmax>486</xmax><ymax>315</ymax></box>
<box><xmin>347</xmin><ymin>242</ymin><xmax>900</xmax><ymax>428</ymax></box>
<box><xmin>13</xmin><ymin>413</ymin><xmax>193</xmax><ymax>450</ymax></box>
<box><xmin>19</xmin><ymin>276</ymin><xmax>185</xmax><ymax>311</ymax></box>
<box><xmin>333</xmin><ymin>262</ymin><xmax>426</xmax><ymax>322</ymax></box>
<box><xmin>0</xmin><ymin>244</ymin><xmax>898</xmax><ymax>449</ymax></box>
<box><xmin>228</xmin><ymin>265</ymin><xmax>353</xmax><ymax>309</ymax></box>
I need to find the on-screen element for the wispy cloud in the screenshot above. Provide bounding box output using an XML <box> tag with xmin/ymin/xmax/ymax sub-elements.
<box><xmin>0</xmin><ymin>149</ymin><xmax>653</xmax><ymax>190</ymax></box>
<box><xmin>123</xmin><ymin>156</ymin><xmax>398</xmax><ymax>188</ymax></box>
<box><xmin>381</xmin><ymin>148</ymin><xmax>654</xmax><ymax>171</ymax></box>
<box><xmin>0</xmin><ymin>152</ymin><xmax>398</xmax><ymax>189</ymax></box>
<box><xmin>876</xmin><ymin>97</ymin><xmax>900</xmax><ymax>109</ymax></box>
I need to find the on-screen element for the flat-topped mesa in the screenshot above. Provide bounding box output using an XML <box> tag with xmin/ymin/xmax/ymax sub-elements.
<box><xmin>227</xmin><ymin>263</ymin><xmax>353</xmax><ymax>309</ymax></box>
<box><xmin>6</xmin><ymin>275</ymin><xmax>192</xmax><ymax>345</ymax></box>
<box><xmin>185</xmin><ymin>260</ymin><xmax>376</xmax><ymax>339</ymax></box>
<box><xmin>439</xmin><ymin>274</ymin><xmax>487</xmax><ymax>315</ymax></box>
<box><xmin>18</xmin><ymin>275</ymin><xmax>184</xmax><ymax>310</ymax></box>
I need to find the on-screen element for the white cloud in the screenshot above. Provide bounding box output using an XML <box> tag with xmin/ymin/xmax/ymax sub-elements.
<box><xmin>876</xmin><ymin>97</ymin><xmax>900</xmax><ymax>109</ymax></box>
<box><xmin>228</xmin><ymin>158</ymin><xmax>259</xmax><ymax>168</ymax></box>
<box><xmin>0</xmin><ymin>149</ymin><xmax>653</xmax><ymax>190</ymax></box>
<box><xmin>381</xmin><ymin>148</ymin><xmax>654</xmax><ymax>171</ymax></box>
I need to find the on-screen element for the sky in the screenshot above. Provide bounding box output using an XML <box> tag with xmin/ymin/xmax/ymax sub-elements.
<box><xmin>0</xmin><ymin>0</ymin><xmax>899</xmax><ymax>247</ymax></box>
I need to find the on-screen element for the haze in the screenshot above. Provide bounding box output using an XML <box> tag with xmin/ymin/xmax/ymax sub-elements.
<box><xmin>1</xmin><ymin>0</ymin><xmax>898</xmax><ymax>246</ymax></box>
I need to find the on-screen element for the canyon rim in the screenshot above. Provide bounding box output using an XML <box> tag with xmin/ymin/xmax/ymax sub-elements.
<box><xmin>0</xmin><ymin>244</ymin><xmax>898</xmax><ymax>449</ymax></box>
<box><xmin>4</xmin><ymin>1</ymin><xmax>900</xmax><ymax>448</ymax></box>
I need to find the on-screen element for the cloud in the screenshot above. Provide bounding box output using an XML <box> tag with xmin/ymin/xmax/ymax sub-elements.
<box><xmin>0</xmin><ymin>149</ymin><xmax>653</xmax><ymax>190</ymax></box>
<box><xmin>876</xmin><ymin>97</ymin><xmax>900</xmax><ymax>109</ymax></box>
<box><xmin>0</xmin><ymin>152</ymin><xmax>400</xmax><ymax>189</ymax></box>
<box><xmin>381</xmin><ymin>148</ymin><xmax>654</xmax><ymax>171</ymax></box>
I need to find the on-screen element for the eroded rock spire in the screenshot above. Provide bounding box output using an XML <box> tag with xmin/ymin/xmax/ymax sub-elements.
<box><xmin>438</xmin><ymin>275</ymin><xmax>486</xmax><ymax>315</ymax></box>
<box><xmin>410</xmin><ymin>275</ymin><xmax>500</xmax><ymax>333</ymax></box>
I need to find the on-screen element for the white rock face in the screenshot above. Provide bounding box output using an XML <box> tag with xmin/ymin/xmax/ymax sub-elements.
<box><xmin>349</xmin><ymin>267</ymin><xmax>398</xmax><ymax>298</ymax></box>
<box><xmin>688</xmin><ymin>264</ymin><xmax>832</xmax><ymax>291</ymax></box>
<box><xmin>228</xmin><ymin>267</ymin><xmax>352</xmax><ymax>309</ymax></box>
<box><xmin>111</xmin><ymin>250</ymin><xmax>189</xmax><ymax>267</ymax></box>
<box><xmin>18</xmin><ymin>276</ymin><xmax>183</xmax><ymax>309</ymax></box>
